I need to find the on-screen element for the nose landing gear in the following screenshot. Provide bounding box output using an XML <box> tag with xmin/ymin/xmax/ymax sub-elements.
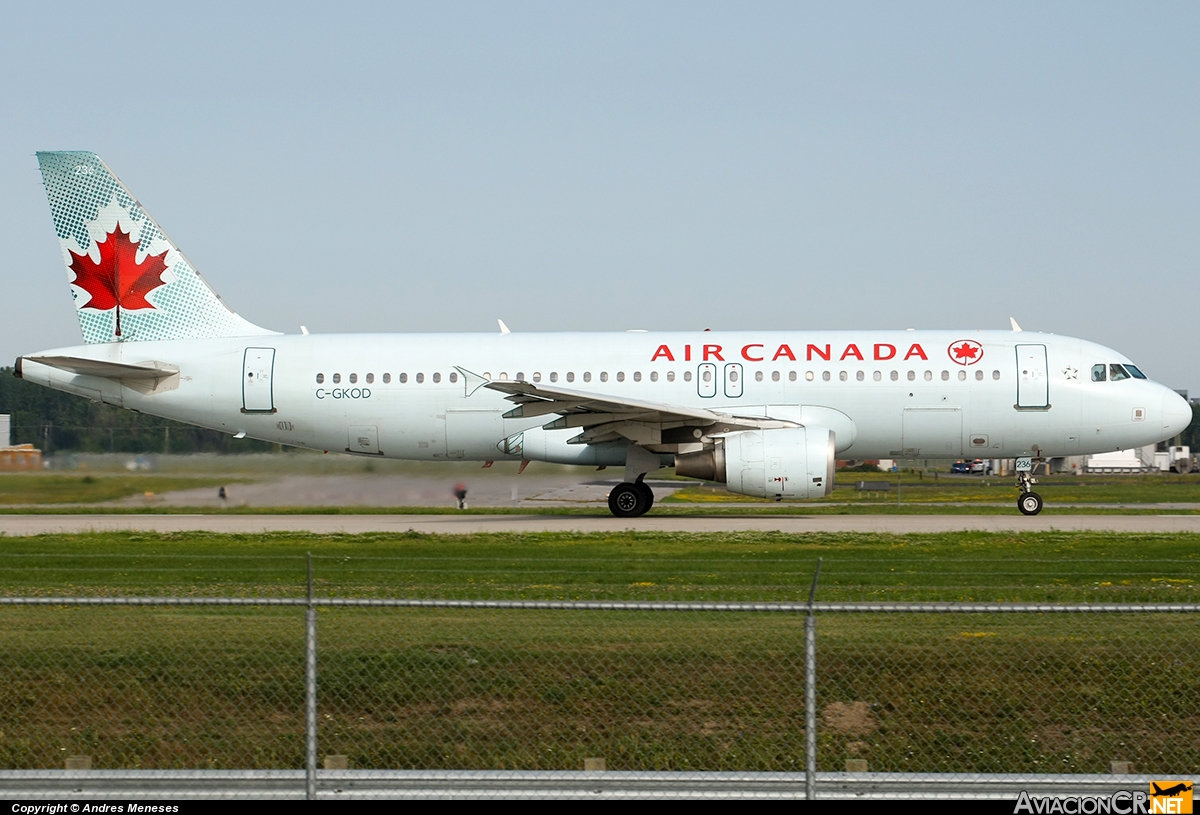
<box><xmin>1016</xmin><ymin>468</ymin><xmax>1043</xmax><ymax>516</ymax></box>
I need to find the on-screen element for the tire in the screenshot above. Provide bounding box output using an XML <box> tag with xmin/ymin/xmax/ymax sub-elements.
<box><xmin>1017</xmin><ymin>491</ymin><xmax>1043</xmax><ymax>516</ymax></box>
<box><xmin>1176</xmin><ymin>459</ymin><xmax>1192</xmax><ymax>474</ymax></box>
<box><xmin>609</xmin><ymin>482</ymin><xmax>648</xmax><ymax>518</ymax></box>
<box><xmin>635</xmin><ymin>480</ymin><xmax>654</xmax><ymax>512</ymax></box>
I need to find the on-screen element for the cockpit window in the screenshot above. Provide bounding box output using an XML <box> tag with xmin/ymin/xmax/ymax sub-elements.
<box><xmin>1109</xmin><ymin>364</ymin><xmax>1131</xmax><ymax>382</ymax></box>
<box><xmin>1091</xmin><ymin>364</ymin><xmax>1106</xmax><ymax>382</ymax></box>
<box><xmin>1124</xmin><ymin>364</ymin><xmax>1147</xmax><ymax>380</ymax></box>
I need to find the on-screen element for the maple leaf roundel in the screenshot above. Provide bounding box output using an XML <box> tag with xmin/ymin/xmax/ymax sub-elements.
<box><xmin>68</xmin><ymin>224</ymin><xmax>168</xmax><ymax>313</ymax></box>
<box><xmin>948</xmin><ymin>339</ymin><xmax>984</xmax><ymax>366</ymax></box>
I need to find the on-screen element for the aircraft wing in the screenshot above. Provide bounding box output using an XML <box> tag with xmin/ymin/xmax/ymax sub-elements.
<box><xmin>484</xmin><ymin>379</ymin><xmax>796</xmax><ymax>446</ymax></box>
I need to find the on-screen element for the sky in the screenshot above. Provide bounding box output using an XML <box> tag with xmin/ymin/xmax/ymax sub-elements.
<box><xmin>2</xmin><ymin>2</ymin><xmax>1198</xmax><ymax>391</ymax></box>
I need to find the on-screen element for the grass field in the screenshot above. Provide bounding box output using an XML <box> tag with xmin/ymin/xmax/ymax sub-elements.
<box><xmin>0</xmin><ymin>531</ymin><xmax>1196</xmax><ymax>773</ymax></box>
<box><xmin>0</xmin><ymin>474</ymin><xmax>242</xmax><ymax>505</ymax></box>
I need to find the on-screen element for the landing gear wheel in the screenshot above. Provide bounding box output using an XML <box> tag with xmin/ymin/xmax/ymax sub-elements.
<box><xmin>635</xmin><ymin>480</ymin><xmax>654</xmax><ymax>512</ymax></box>
<box><xmin>609</xmin><ymin>482</ymin><xmax>650</xmax><ymax>518</ymax></box>
<box><xmin>1018</xmin><ymin>492</ymin><xmax>1043</xmax><ymax>516</ymax></box>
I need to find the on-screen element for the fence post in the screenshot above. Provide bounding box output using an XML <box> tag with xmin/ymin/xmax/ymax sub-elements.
<box><xmin>805</xmin><ymin>558</ymin><xmax>822</xmax><ymax>801</ymax></box>
<box><xmin>305</xmin><ymin>552</ymin><xmax>317</xmax><ymax>800</ymax></box>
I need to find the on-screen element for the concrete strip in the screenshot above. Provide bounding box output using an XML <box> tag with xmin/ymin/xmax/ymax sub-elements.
<box><xmin>3</xmin><ymin>514</ymin><xmax>1200</xmax><ymax>535</ymax></box>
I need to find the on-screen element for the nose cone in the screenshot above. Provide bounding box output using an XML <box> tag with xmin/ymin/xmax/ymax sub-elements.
<box><xmin>1162</xmin><ymin>390</ymin><xmax>1193</xmax><ymax>439</ymax></box>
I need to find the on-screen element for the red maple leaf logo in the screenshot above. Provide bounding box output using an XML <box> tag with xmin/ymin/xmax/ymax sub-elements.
<box><xmin>68</xmin><ymin>224</ymin><xmax>168</xmax><ymax>336</ymax></box>
<box><xmin>948</xmin><ymin>340</ymin><xmax>984</xmax><ymax>365</ymax></box>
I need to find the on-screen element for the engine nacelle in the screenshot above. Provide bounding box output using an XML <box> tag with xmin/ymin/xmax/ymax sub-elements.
<box><xmin>675</xmin><ymin>427</ymin><xmax>835</xmax><ymax>500</ymax></box>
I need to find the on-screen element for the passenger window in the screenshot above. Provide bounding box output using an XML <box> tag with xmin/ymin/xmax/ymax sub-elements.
<box><xmin>941</xmin><ymin>371</ymin><xmax>949</xmax><ymax>381</ymax></box>
<box><xmin>634</xmin><ymin>371</ymin><xmax>642</xmax><ymax>382</ymax></box>
<box><xmin>316</xmin><ymin>373</ymin><xmax>324</xmax><ymax>384</ymax></box>
<box><xmin>856</xmin><ymin>371</ymin><xmax>864</xmax><ymax>381</ymax></box>
<box><xmin>532</xmin><ymin>372</ymin><xmax>542</xmax><ymax>383</ymax></box>
<box><xmin>822</xmin><ymin>371</ymin><xmax>831</xmax><ymax>382</ymax></box>
<box><xmin>449</xmin><ymin>372</ymin><xmax>458</xmax><ymax>383</ymax></box>
<box><xmin>566</xmin><ymin>372</ymin><xmax>575</xmax><ymax>382</ymax></box>
<box><xmin>432</xmin><ymin>372</ymin><xmax>441</xmax><ymax>383</ymax></box>
<box><xmin>958</xmin><ymin>370</ymin><xmax>966</xmax><ymax>381</ymax></box>
<box><xmin>583</xmin><ymin>372</ymin><xmax>591</xmax><ymax>382</ymax></box>
<box><xmin>754</xmin><ymin>371</ymin><xmax>763</xmax><ymax>382</ymax></box>
<box><xmin>416</xmin><ymin>373</ymin><xmax>424</xmax><ymax>383</ymax></box>
<box><xmin>772</xmin><ymin>371</ymin><xmax>780</xmax><ymax>382</ymax></box>
<box><xmin>1092</xmin><ymin>364</ymin><xmax>1106</xmax><ymax>382</ymax></box>
<box><xmin>907</xmin><ymin>371</ymin><xmax>916</xmax><ymax>381</ymax></box>
<box><xmin>1110</xmin><ymin>364</ymin><xmax>1131</xmax><ymax>382</ymax></box>
<box><xmin>924</xmin><ymin>371</ymin><xmax>932</xmax><ymax>381</ymax></box>
<box><xmin>349</xmin><ymin>373</ymin><xmax>358</xmax><ymax>384</ymax></box>
<box><xmin>701</xmin><ymin>369</ymin><xmax>711</xmax><ymax>383</ymax></box>
<box><xmin>601</xmin><ymin>372</ymin><xmax>609</xmax><ymax>382</ymax></box>
<box><xmin>333</xmin><ymin>373</ymin><xmax>341</xmax><ymax>384</ymax></box>
<box><xmin>805</xmin><ymin>371</ymin><xmax>813</xmax><ymax>381</ymax></box>
<box><xmin>366</xmin><ymin>373</ymin><xmax>374</xmax><ymax>384</ymax></box>
<box><xmin>992</xmin><ymin>370</ymin><xmax>1000</xmax><ymax>380</ymax></box>
<box><xmin>550</xmin><ymin>372</ymin><xmax>558</xmax><ymax>383</ymax></box>
<box><xmin>516</xmin><ymin>372</ymin><xmax>525</xmax><ymax>381</ymax></box>
<box><xmin>684</xmin><ymin>371</ymin><xmax>692</xmax><ymax>382</ymax></box>
<box><xmin>891</xmin><ymin>371</ymin><xmax>899</xmax><ymax>381</ymax></box>
<box><xmin>616</xmin><ymin>372</ymin><xmax>625</xmax><ymax>382</ymax></box>
<box><xmin>383</xmin><ymin>373</ymin><xmax>391</xmax><ymax>384</ymax></box>
<box><xmin>873</xmin><ymin>371</ymin><xmax>881</xmax><ymax>381</ymax></box>
<box><xmin>666</xmin><ymin>371</ymin><xmax>675</xmax><ymax>382</ymax></box>
<box><xmin>789</xmin><ymin>371</ymin><xmax>797</xmax><ymax>381</ymax></box>
<box><xmin>649</xmin><ymin>371</ymin><xmax>657</xmax><ymax>382</ymax></box>
<box><xmin>399</xmin><ymin>373</ymin><xmax>407</xmax><ymax>383</ymax></box>
<box><xmin>975</xmin><ymin>370</ymin><xmax>984</xmax><ymax>381</ymax></box>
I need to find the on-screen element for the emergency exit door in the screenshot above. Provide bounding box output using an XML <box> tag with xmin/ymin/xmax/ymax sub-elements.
<box><xmin>242</xmin><ymin>347</ymin><xmax>276</xmax><ymax>413</ymax></box>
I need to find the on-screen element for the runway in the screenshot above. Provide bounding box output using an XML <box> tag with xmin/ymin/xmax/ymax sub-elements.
<box><xmin>2</xmin><ymin>513</ymin><xmax>1200</xmax><ymax>535</ymax></box>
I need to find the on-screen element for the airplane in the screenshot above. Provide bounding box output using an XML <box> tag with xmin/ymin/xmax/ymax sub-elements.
<box><xmin>1151</xmin><ymin>783</ymin><xmax>1193</xmax><ymax>798</ymax></box>
<box><xmin>14</xmin><ymin>151</ymin><xmax>1193</xmax><ymax>517</ymax></box>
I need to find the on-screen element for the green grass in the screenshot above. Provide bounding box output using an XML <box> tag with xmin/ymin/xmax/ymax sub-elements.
<box><xmin>0</xmin><ymin>474</ymin><xmax>243</xmax><ymax>504</ymax></box>
<box><xmin>0</xmin><ymin>531</ymin><xmax>1196</xmax><ymax>773</ymax></box>
<box><xmin>0</xmin><ymin>530</ymin><xmax>1196</xmax><ymax>602</ymax></box>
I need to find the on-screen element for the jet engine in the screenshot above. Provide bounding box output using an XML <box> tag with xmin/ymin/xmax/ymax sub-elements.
<box><xmin>675</xmin><ymin>427</ymin><xmax>836</xmax><ymax>500</ymax></box>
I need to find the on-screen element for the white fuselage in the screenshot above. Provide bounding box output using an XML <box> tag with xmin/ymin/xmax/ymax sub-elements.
<box><xmin>19</xmin><ymin>330</ymin><xmax>1190</xmax><ymax>467</ymax></box>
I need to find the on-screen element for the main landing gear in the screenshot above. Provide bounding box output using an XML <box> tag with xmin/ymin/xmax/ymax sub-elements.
<box><xmin>608</xmin><ymin>475</ymin><xmax>655</xmax><ymax>518</ymax></box>
<box><xmin>1016</xmin><ymin>469</ymin><xmax>1043</xmax><ymax>516</ymax></box>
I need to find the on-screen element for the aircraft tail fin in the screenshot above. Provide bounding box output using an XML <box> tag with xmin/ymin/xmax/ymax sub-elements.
<box><xmin>36</xmin><ymin>151</ymin><xmax>277</xmax><ymax>344</ymax></box>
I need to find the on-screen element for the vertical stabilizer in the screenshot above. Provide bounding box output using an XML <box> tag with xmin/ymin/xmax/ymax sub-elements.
<box><xmin>37</xmin><ymin>151</ymin><xmax>277</xmax><ymax>344</ymax></box>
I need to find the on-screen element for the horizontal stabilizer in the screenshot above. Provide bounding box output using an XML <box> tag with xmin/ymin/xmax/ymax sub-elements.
<box><xmin>21</xmin><ymin>354</ymin><xmax>180</xmax><ymax>395</ymax></box>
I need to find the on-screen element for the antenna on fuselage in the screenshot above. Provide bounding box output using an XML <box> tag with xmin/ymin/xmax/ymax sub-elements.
<box><xmin>1009</xmin><ymin>317</ymin><xmax>1023</xmax><ymax>332</ymax></box>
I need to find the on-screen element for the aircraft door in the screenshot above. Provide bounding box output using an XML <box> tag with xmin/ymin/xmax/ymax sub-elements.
<box><xmin>697</xmin><ymin>363</ymin><xmax>717</xmax><ymax>398</ymax></box>
<box><xmin>724</xmin><ymin>363</ymin><xmax>743</xmax><ymax>398</ymax></box>
<box><xmin>1015</xmin><ymin>344</ymin><xmax>1050</xmax><ymax>409</ymax></box>
<box><xmin>242</xmin><ymin>348</ymin><xmax>276</xmax><ymax>413</ymax></box>
<box><xmin>902</xmin><ymin>408</ymin><xmax>963</xmax><ymax>457</ymax></box>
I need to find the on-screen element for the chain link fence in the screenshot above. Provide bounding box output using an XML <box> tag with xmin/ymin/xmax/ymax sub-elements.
<box><xmin>0</xmin><ymin>594</ymin><xmax>1195</xmax><ymax>797</ymax></box>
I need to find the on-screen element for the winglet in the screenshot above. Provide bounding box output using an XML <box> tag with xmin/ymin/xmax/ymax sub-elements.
<box><xmin>1009</xmin><ymin>317</ymin><xmax>1023</xmax><ymax>332</ymax></box>
<box><xmin>497</xmin><ymin>319</ymin><xmax>511</xmax><ymax>335</ymax></box>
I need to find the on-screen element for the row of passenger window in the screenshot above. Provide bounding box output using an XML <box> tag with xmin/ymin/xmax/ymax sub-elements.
<box><xmin>314</xmin><ymin>369</ymin><xmax>1003</xmax><ymax>385</ymax></box>
<box><xmin>315</xmin><ymin>372</ymin><xmax>460</xmax><ymax>385</ymax></box>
